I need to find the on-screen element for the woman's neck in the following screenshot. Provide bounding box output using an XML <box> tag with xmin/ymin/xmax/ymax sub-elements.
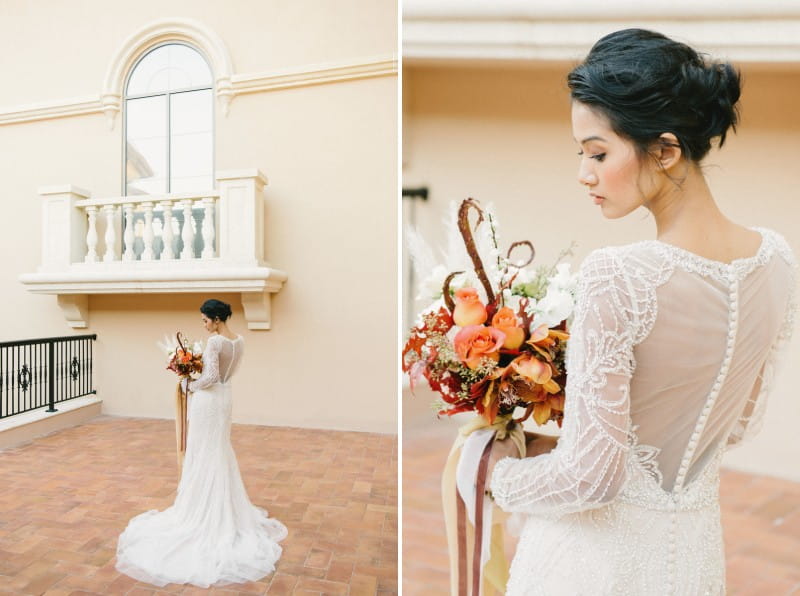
<box><xmin>214</xmin><ymin>322</ymin><xmax>235</xmax><ymax>338</ymax></box>
<box><xmin>645</xmin><ymin>163</ymin><xmax>762</xmax><ymax>262</ymax></box>
<box><xmin>648</xmin><ymin>165</ymin><xmax>729</xmax><ymax>245</ymax></box>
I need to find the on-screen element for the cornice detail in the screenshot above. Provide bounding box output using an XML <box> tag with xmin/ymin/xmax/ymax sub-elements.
<box><xmin>0</xmin><ymin>16</ymin><xmax>397</xmax><ymax>128</ymax></box>
<box><xmin>403</xmin><ymin>2</ymin><xmax>800</xmax><ymax>65</ymax></box>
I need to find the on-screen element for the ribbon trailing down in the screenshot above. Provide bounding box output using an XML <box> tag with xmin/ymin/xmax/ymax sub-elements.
<box><xmin>175</xmin><ymin>381</ymin><xmax>188</xmax><ymax>474</ymax></box>
<box><xmin>442</xmin><ymin>415</ymin><xmax>525</xmax><ymax>595</ymax></box>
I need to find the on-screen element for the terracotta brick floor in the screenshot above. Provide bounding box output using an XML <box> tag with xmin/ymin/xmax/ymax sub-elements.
<box><xmin>0</xmin><ymin>415</ymin><xmax>397</xmax><ymax>595</ymax></box>
<box><xmin>403</xmin><ymin>424</ymin><xmax>800</xmax><ymax>596</ymax></box>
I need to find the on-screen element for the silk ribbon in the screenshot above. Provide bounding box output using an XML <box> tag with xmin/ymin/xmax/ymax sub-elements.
<box><xmin>175</xmin><ymin>381</ymin><xmax>188</xmax><ymax>473</ymax></box>
<box><xmin>442</xmin><ymin>415</ymin><xmax>525</xmax><ymax>595</ymax></box>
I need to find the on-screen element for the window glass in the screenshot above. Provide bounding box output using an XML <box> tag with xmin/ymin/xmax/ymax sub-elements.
<box><xmin>125</xmin><ymin>95</ymin><xmax>168</xmax><ymax>195</ymax></box>
<box><xmin>127</xmin><ymin>44</ymin><xmax>213</xmax><ymax>95</ymax></box>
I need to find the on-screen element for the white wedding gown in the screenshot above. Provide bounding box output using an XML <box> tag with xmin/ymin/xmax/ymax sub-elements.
<box><xmin>491</xmin><ymin>227</ymin><xmax>796</xmax><ymax>595</ymax></box>
<box><xmin>116</xmin><ymin>334</ymin><xmax>287</xmax><ymax>587</ymax></box>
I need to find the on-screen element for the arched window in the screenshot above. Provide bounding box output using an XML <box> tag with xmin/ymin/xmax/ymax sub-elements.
<box><xmin>124</xmin><ymin>43</ymin><xmax>214</xmax><ymax>195</ymax></box>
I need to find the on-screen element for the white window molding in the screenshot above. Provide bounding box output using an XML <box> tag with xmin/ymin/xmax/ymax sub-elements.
<box><xmin>103</xmin><ymin>18</ymin><xmax>233</xmax><ymax>129</ymax></box>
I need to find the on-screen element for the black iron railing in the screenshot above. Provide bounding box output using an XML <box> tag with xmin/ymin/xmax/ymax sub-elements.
<box><xmin>0</xmin><ymin>334</ymin><xmax>97</xmax><ymax>419</ymax></box>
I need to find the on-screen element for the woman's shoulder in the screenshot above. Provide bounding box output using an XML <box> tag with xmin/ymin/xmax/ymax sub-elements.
<box><xmin>582</xmin><ymin>226</ymin><xmax>795</xmax><ymax>282</ymax></box>
<box><xmin>754</xmin><ymin>227</ymin><xmax>797</xmax><ymax>268</ymax></box>
<box><xmin>579</xmin><ymin>242</ymin><xmax>673</xmax><ymax>284</ymax></box>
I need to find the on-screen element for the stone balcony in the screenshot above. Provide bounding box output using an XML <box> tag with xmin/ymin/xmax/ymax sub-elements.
<box><xmin>19</xmin><ymin>169</ymin><xmax>287</xmax><ymax>330</ymax></box>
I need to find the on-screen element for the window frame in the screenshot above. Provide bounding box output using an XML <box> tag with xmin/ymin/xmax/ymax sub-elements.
<box><xmin>122</xmin><ymin>41</ymin><xmax>216</xmax><ymax>196</ymax></box>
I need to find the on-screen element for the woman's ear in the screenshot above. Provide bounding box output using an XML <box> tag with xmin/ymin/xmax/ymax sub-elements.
<box><xmin>655</xmin><ymin>133</ymin><xmax>682</xmax><ymax>171</ymax></box>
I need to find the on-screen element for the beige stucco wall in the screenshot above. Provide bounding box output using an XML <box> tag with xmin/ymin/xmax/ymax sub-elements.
<box><xmin>0</xmin><ymin>1</ymin><xmax>397</xmax><ymax>433</ymax></box>
<box><xmin>403</xmin><ymin>63</ymin><xmax>800</xmax><ymax>480</ymax></box>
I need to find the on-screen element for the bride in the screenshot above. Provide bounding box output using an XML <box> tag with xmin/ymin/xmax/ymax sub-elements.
<box><xmin>115</xmin><ymin>299</ymin><xmax>288</xmax><ymax>587</ymax></box>
<box><xmin>487</xmin><ymin>29</ymin><xmax>796</xmax><ymax>594</ymax></box>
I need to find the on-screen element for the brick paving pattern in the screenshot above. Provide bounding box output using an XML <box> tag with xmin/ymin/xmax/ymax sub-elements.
<box><xmin>403</xmin><ymin>426</ymin><xmax>800</xmax><ymax>596</ymax></box>
<box><xmin>0</xmin><ymin>415</ymin><xmax>397</xmax><ymax>595</ymax></box>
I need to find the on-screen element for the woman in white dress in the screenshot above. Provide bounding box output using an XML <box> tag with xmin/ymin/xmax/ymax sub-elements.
<box><xmin>488</xmin><ymin>29</ymin><xmax>796</xmax><ymax>594</ymax></box>
<box><xmin>116</xmin><ymin>299</ymin><xmax>288</xmax><ymax>587</ymax></box>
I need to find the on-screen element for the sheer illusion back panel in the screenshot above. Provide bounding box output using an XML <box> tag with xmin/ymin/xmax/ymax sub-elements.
<box><xmin>629</xmin><ymin>241</ymin><xmax>793</xmax><ymax>491</ymax></box>
<box><xmin>216</xmin><ymin>337</ymin><xmax>242</xmax><ymax>383</ymax></box>
<box><xmin>190</xmin><ymin>336</ymin><xmax>243</xmax><ymax>392</ymax></box>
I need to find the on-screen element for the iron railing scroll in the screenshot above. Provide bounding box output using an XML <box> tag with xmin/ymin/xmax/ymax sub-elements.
<box><xmin>0</xmin><ymin>334</ymin><xmax>97</xmax><ymax>419</ymax></box>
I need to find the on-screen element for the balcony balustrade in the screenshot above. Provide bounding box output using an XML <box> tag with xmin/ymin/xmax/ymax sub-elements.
<box><xmin>20</xmin><ymin>169</ymin><xmax>287</xmax><ymax>330</ymax></box>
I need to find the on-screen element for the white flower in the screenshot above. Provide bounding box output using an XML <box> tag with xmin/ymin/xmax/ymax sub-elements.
<box><xmin>416</xmin><ymin>264</ymin><xmax>449</xmax><ymax>301</ymax></box>
<box><xmin>502</xmin><ymin>291</ymin><xmax>523</xmax><ymax>315</ymax></box>
<box><xmin>192</xmin><ymin>341</ymin><xmax>203</xmax><ymax>355</ymax></box>
<box><xmin>531</xmin><ymin>287</ymin><xmax>575</xmax><ymax>329</ymax></box>
<box><xmin>549</xmin><ymin>263</ymin><xmax>579</xmax><ymax>294</ymax></box>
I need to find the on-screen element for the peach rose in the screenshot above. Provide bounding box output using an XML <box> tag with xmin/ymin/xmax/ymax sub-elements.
<box><xmin>510</xmin><ymin>353</ymin><xmax>561</xmax><ymax>394</ymax></box>
<box><xmin>454</xmin><ymin>325</ymin><xmax>505</xmax><ymax>370</ymax></box>
<box><xmin>491</xmin><ymin>306</ymin><xmax>525</xmax><ymax>350</ymax></box>
<box><xmin>453</xmin><ymin>287</ymin><xmax>488</xmax><ymax>327</ymax></box>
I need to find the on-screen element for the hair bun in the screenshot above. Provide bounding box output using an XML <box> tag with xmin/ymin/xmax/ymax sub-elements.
<box><xmin>683</xmin><ymin>60</ymin><xmax>741</xmax><ymax>149</ymax></box>
<box><xmin>200</xmin><ymin>298</ymin><xmax>233</xmax><ymax>322</ymax></box>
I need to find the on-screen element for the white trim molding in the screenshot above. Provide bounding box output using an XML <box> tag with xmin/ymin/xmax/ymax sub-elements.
<box><xmin>231</xmin><ymin>56</ymin><xmax>398</xmax><ymax>96</ymax></box>
<box><xmin>404</xmin><ymin>1</ymin><xmax>800</xmax><ymax>65</ymax></box>
<box><xmin>0</xmin><ymin>96</ymin><xmax>104</xmax><ymax>127</ymax></box>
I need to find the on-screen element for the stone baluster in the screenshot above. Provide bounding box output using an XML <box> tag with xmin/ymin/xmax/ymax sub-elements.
<box><xmin>84</xmin><ymin>206</ymin><xmax>99</xmax><ymax>263</ymax></box>
<box><xmin>161</xmin><ymin>201</ymin><xmax>174</xmax><ymax>259</ymax></box>
<box><xmin>141</xmin><ymin>202</ymin><xmax>154</xmax><ymax>261</ymax></box>
<box><xmin>180</xmin><ymin>200</ymin><xmax>195</xmax><ymax>259</ymax></box>
<box><xmin>201</xmin><ymin>197</ymin><xmax>216</xmax><ymax>258</ymax></box>
<box><xmin>123</xmin><ymin>203</ymin><xmax>136</xmax><ymax>261</ymax></box>
<box><xmin>103</xmin><ymin>205</ymin><xmax>117</xmax><ymax>262</ymax></box>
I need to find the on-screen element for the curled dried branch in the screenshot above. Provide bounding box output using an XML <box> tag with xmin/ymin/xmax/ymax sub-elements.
<box><xmin>458</xmin><ymin>198</ymin><xmax>495</xmax><ymax>304</ymax></box>
<box><xmin>506</xmin><ymin>240</ymin><xmax>535</xmax><ymax>269</ymax></box>
<box><xmin>442</xmin><ymin>271</ymin><xmax>464</xmax><ymax>313</ymax></box>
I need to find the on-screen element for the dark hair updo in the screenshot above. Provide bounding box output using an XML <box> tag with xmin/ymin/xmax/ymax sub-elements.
<box><xmin>200</xmin><ymin>299</ymin><xmax>232</xmax><ymax>322</ymax></box>
<box><xmin>568</xmin><ymin>28</ymin><xmax>741</xmax><ymax>163</ymax></box>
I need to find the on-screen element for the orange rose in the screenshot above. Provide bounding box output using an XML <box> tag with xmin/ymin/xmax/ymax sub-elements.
<box><xmin>509</xmin><ymin>353</ymin><xmax>561</xmax><ymax>393</ymax></box>
<box><xmin>453</xmin><ymin>287</ymin><xmax>488</xmax><ymax>327</ymax></box>
<box><xmin>491</xmin><ymin>306</ymin><xmax>525</xmax><ymax>350</ymax></box>
<box><xmin>454</xmin><ymin>325</ymin><xmax>505</xmax><ymax>370</ymax></box>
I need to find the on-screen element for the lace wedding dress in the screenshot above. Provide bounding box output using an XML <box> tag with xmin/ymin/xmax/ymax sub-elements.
<box><xmin>116</xmin><ymin>334</ymin><xmax>287</xmax><ymax>587</ymax></box>
<box><xmin>491</xmin><ymin>227</ymin><xmax>796</xmax><ymax>595</ymax></box>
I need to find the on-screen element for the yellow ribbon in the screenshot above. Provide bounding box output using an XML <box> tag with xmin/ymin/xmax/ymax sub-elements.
<box><xmin>175</xmin><ymin>381</ymin><xmax>188</xmax><ymax>474</ymax></box>
<box><xmin>442</xmin><ymin>414</ymin><xmax>525</xmax><ymax>595</ymax></box>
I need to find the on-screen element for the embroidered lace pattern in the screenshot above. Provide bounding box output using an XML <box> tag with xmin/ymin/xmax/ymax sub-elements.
<box><xmin>491</xmin><ymin>227</ymin><xmax>797</xmax><ymax>595</ymax></box>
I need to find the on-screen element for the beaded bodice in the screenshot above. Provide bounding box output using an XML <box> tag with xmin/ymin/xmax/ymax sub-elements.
<box><xmin>491</xmin><ymin>227</ymin><xmax>797</xmax><ymax>594</ymax></box>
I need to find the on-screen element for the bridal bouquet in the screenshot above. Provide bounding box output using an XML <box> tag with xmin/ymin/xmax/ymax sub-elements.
<box><xmin>159</xmin><ymin>332</ymin><xmax>203</xmax><ymax>473</ymax></box>
<box><xmin>161</xmin><ymin>332</ymin><xmax>204</xmax><ymax>379</ymax></box>
<box><xmin>403</xmin><ymin>198</ymin><xmax>577</xmax><ymax>427</ymax></box>
<box><xmin>404</xmin><ymin>198</ymin><xmax>578</xmax><ymax>594</ymax></box>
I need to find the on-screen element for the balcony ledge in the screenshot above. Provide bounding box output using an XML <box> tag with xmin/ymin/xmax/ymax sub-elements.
<box><xmin>19</xmin><ymin>264</ymin><xmax>287</xmax><ymax>331</ymax></box>
<box><xmin>20</xmin><ymin>262</ymin><xmax>288</xmax><ymax>294</ymax></box>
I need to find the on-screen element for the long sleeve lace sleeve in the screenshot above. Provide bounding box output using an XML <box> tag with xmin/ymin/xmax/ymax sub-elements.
<box><xmin>727</xmin><ymin>247</ymin><xmax>797</xmax><ymax>449</ymax></box>
<box><xmin>188</xmin><ymin>337</ymin><xmax>220</xmax><ymax>392</ymax></box>
<box><xmin>490</xmin><ymin>249</ymin><xmax>643</xmax><ymax>518</ymax></box>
